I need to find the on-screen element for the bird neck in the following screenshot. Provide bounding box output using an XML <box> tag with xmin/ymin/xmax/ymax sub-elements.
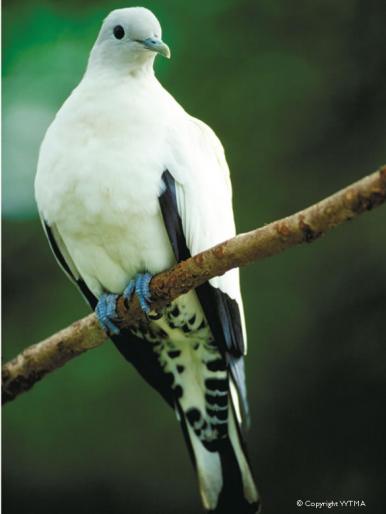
<box><xmin>85</xmin><ymin>48</ymin><xmax>156</xmax><ymax>81</ymax></box>
<box><xmin>80</xmin><ymin>62</ymin><xmax>159</xmax><ymax>96</ymax></box>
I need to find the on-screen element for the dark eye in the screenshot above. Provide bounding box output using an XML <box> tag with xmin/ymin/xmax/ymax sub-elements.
<box><xmin>113</xmin><ymin>25</ymin><xmax>125</xmax><ymax>39</ymax></box>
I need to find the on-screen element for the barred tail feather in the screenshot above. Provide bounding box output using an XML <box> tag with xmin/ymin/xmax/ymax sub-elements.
<box><xmin>177</xmin><ymin>401</ymin><xmax>261</xmax><ymax>514</ymax></box>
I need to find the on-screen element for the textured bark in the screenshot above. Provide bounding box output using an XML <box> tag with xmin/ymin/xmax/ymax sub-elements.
<box><xmin>3</xmin><ymin>166</ymin><xmax>386</xmax><ymax>404</ymax></box>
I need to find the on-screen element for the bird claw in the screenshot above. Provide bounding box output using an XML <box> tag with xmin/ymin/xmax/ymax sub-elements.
<box><xmin>96</xmin><ymin>274</ymin><xmax>153</xmax><ymax>335</ymax></box>
<box><xmin>95</xmin><ymin>293</ymin><xmax>121</xmax><ymax>336</ymax></box>
<box><xmin>123</xmin><ymin>272</ymin><xmax>153</xmax><ymax>314</ymax></box>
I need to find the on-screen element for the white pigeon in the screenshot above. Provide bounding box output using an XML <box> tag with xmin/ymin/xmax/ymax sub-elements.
<box><xmin>35</xmin><ymin>7</ymin><xmax>260</xmax><ymax>514</ymax></box>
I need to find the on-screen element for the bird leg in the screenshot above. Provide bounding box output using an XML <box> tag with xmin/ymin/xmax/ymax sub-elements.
<box><xmin>123</xmin><ymin>272</ymin><xmax>153</xmax><ymax>313</ymax></box>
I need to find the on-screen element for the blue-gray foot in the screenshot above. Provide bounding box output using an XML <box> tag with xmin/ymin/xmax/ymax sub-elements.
<box><xmin>123</xmin><ymin>272</ymin><xmax>153</xmax><ymax>313</ymax></box>
<box><xmin>95</xmin><ymin>293</ymin><xmax>121</xmax><ymax>336</ymax></box>
<box><xmin>96</xmin><ymin>273</ymin><xmax>154</xmax><ymax>336</ymax></box>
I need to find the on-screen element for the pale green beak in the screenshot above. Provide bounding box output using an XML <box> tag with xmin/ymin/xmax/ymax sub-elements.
<box><xmin>142</xmin><ymin>37</ymin><xmax>171</xmax><ymax>59</ymax></box>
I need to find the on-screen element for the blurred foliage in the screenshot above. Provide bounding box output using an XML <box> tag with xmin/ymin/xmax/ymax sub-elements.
<box><xmin>2</xmin><ymin>0</ymin><xmax>386</xmax><ymax>513</ymax></box>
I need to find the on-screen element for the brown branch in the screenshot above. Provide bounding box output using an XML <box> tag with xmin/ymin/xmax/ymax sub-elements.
<box><xmin>3</xmin><ymin>166</ymin><xmax>386</xmax><ymax>404</ymax></box>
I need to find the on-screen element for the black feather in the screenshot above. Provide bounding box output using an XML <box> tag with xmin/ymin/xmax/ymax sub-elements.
<box><xmin>159</xmin><ymin>170</ymin><xmax>250</xmax><ymax>424</ymax></box>
<box><xmin>159</xmin><ymin>170</ymin><xmax>190</xmax><ymax>262</ymax></box>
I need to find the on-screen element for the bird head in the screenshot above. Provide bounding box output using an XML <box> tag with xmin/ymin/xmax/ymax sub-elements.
<box><xmin>88</xmin><ymin>7</ymin><xmax>170</xmax><ymax>74</ymax></box>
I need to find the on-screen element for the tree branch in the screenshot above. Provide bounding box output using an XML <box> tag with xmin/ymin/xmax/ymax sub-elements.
<box><xmin>3</xmin><ymin>166</ymin><xmax>386</xmax><ymax>404</ymax></box>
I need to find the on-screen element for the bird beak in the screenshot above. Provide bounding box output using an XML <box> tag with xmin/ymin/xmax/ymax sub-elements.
<box><xmin>142</xmin><ymin>37</ymin><xmax>171</xmax><ymax>59</ymax></box>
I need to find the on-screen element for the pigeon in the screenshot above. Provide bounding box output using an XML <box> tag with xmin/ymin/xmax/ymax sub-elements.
<box><xmin>35</xmin><ymin>7</ymin><xmax>260</xmax><ymax>513</ymax></box>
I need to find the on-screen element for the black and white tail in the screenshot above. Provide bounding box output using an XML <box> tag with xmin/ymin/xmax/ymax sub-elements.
<box><xmin>177</xmin><ymin>395</ymin><xmax>261</xmax><ymax>513</ymax></box>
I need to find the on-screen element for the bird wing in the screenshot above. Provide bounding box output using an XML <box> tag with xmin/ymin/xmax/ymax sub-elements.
<box><xmin>41</xmin><ymin>218</ymin><xmax>98</xmax><ymax>308</ymax></box>
<box><xmin>40</xmin><ymin>215</ymin><xmax>177</xmax><ymax>408</ymax></box>
<box><xmin>162</xmin><ymin>115</ymin><xmax>249</xmax><ymax>422</ymax></box>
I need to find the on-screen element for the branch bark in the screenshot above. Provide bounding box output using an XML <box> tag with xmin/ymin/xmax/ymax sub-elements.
<box><xmin>3</xmin><ymin>166</ymin><xmax>386</xmax><ymax>404</ymax></box>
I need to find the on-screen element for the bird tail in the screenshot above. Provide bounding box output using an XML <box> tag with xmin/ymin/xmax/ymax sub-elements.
<box><xmin>177</xmin><ymin>395</ymin><xmax>260</xmax><ymax>514</ymax></box>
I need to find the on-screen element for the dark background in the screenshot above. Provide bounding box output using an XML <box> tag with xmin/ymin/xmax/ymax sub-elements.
<box><xmin>3</xmin><ymin>1</ymin><xmax>386</xmax><ymax>513</ymax></box>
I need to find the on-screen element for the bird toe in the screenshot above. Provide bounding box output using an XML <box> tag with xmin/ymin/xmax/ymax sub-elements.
<box><xmin>95</xmin><ymin>293</ymin><xmax>121</xmax><ymax>336</ymax></box>
<box><xmin>134</xmin><ymin>272</ymin><xmax>153</xmax><ymax>313</ymax></box>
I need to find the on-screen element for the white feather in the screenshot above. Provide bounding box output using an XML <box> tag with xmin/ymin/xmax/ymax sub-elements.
<box><xmin>35</xmin><ymin>8</ymin><xmax>256</xmax><ymax>509</ymax></box>
<box><xmin>187</xmin><ymin>423</ymin><xmax>223</xmax><ymax>510</ymax></box>
<box><xmin>35</xmin><ymin>6</ymin><xmax>246</xmax><ymax>338</ymax></box>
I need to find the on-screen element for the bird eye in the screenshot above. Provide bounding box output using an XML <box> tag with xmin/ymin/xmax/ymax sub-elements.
<box><xmin>113</xmin><ymin>25</ymin><xmax>125</xmax><ymax>39</ymax></box>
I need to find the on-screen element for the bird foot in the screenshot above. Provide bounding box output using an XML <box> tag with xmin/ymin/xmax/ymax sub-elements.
<box><xmin>123</xmin><ymin>272</ymin><xmax>153</xmax><ymax>313</ymax></box>
<box><xmin>96</xmin><ymin>273</ymin><xmax>154</xmax><ymax>336</ymax></box>
<box><xmin>95</xmin><ymin>293</ymin><xmax>121</xmax><ymax>336</ymax></box>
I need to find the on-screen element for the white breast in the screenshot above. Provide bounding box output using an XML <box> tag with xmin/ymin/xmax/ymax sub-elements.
<box><xmin>35</xmin><ymin>74</ymin><xmax>178</xmax><ymax>296</ymax></box>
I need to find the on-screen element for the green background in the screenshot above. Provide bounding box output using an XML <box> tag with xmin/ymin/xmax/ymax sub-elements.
<box><xmin>3</xmin><ymin>1</ymin><xmax>386</xmax><ymax>513</ymax></box>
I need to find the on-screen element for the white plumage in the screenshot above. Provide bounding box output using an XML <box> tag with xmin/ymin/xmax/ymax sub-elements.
<box><xmin>36</xmin><ymin>9</ymin><xmax>239</xmax><ymax>303</ymax></box>
<box><xmin>35</xmin><ymin>7</ymin><xmax>258</xmax><ymax>513</ymax></box>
